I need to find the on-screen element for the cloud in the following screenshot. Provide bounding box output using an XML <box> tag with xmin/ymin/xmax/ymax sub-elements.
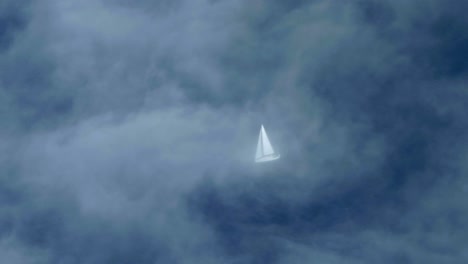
<box><xmin>0</xmin><ymin>0</ymin><xmax>467</xmax><ymax>263</ymax></box>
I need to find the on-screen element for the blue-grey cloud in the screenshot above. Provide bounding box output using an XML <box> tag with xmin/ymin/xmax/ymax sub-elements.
<box><xmin>0</xmin><ymin>0</ymin><xmax>467</xmax><ymax>263</ymax></box>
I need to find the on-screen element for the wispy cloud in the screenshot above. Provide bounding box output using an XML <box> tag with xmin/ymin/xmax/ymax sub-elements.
<box><xmin>0</xmin><ymin>0</ymin><xmax>467</xmax><ymax>263</ymax></box>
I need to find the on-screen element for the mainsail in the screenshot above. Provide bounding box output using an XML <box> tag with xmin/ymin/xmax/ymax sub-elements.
<box><xmin>255</xmin><ymin>125</ymin><xmax>280</xmax><ymax>163</ymax></box>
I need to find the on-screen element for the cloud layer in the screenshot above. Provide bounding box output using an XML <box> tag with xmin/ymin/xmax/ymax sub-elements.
<box><xmin>0</xmin><ymin>0</ymin><xmax>467</xmax><ymax>263</ymax></box>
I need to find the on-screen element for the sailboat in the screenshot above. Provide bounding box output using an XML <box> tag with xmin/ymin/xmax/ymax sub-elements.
<box><xmin>255</xmin><ymin>124</ymin><xmax>280</xmax><ymax>163</ymax></box>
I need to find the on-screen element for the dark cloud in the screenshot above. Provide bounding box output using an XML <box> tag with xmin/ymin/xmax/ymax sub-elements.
<box><xmin>0</xmin><ymin>0</ymin><xmax>467</xmax><ymax>263</ymax></box>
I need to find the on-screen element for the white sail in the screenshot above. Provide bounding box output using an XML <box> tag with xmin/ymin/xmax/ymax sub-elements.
<box><xmin>261</xmin><ymin>125</ymin><xmax>275</xmax><ymax>155</ymax></box>
<box><xmin>255</xmin><ymin>124</ymin><xmax>280</xmax><ymax>163</ymax></box>
<box><xmin>255</xmin><ymin>128</ymin><xmax>263</xmax><ymax>160</ymax></box>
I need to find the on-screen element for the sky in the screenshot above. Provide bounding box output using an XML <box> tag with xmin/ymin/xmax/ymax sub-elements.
<box><xmin>0</xmin><ymin>0</ymin><xmax>467</xmax><ymax>263</ymax></box>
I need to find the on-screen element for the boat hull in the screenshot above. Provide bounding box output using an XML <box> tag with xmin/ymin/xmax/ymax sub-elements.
<box><xmin>255</xmin><ymin>154</ymin><xmax>280</xmax><ymax>163</ymax></box>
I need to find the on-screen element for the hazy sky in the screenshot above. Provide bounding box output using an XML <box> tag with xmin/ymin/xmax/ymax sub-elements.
<box><xmin>1</xmin><ymin>0</ymin><xmax>467</xmax><ymax>263</ymax></box>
